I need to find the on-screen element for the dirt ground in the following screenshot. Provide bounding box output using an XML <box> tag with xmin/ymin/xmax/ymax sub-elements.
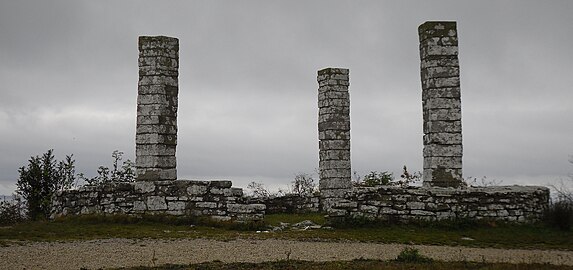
<box><xmin>1</xmin><ymin>238</ymin><xmax>572</xmax><ymax>269</ymax></box>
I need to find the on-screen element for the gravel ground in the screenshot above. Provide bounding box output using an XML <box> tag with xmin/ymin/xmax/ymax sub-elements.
<box><xmin>1</xmin><ymin>238</ymin><xmax>572</xmax><ymax>269</ymax></box>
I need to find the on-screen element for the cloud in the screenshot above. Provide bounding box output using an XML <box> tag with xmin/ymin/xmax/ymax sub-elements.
<box><xmin>1</xmin><ymin>1</ymin><xmax>572</xmax><ymax>195</ymax></box>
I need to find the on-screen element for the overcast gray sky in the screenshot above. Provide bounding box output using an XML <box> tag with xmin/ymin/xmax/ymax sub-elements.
<box><xmin>1</xmin><ymin>1</ymin><xmax>572</xmax><ymax>195</ymax></box>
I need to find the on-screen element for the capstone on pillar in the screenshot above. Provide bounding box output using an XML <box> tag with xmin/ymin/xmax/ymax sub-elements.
<box><xmin>135</xmin><ymin>36</ymin><xmax>179</xmax><ymax>181</ymax></box>
<box><xmin>418</xmin><ymin>21</ymin><xmax>463</xmax><ymax>188</ymax></box>
<box><xmin>317</xmin><ymin>68</ymin><xmax>352</xmax><ymax>209</ymax></box>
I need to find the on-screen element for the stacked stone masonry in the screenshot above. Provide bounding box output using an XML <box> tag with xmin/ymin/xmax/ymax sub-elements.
<box><xmin>327</xmin><ymin>185</ymin><xmax>549</xmax><ymax>224</ymax></box>
<box><xmin>419</xmin><ymin>22</ymin><xmax>463</xmax><ymax>188</ymax></box>
<box><xmin>136</xmin><ymin>36</ymin><xmax>179</xmax><ymax>181</ymax></box>
<box><xmin>250</xmin><ymin>194</ymin><xmax>321</xmax><ymax>214</ymax></box>
<box><xmin>51</xmin><ymin>180</ymin><xmax>266</xmax><ymax>222</ymax></box>
<box><xmin>317</xmin><ymin>68</ymin><xmax>352</xmax><ymax>210</ymax></box>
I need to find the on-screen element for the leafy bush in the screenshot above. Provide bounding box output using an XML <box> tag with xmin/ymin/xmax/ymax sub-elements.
<box><xmin>361</xmin><ymin>171</ymin><xmax>394</xmax><ymax>186</ymax></box>
<box><xmin>79</xmin><ymin>150</ymin><xmax>135</xmax><ymax>186</ymax></box>
<box><xmin>395</xmin><ymin>247</ymin><xmax>433</xmax><ymax>263</ymax></box>
<box><xmin>354</xmin><ymin>166</ymin><xmax>421</xmax><ymax>187</ymax></box>
<box><xmin>16</xmin><ymin>149</ymin><xmax>76</xmax><ymax>220</ymax></box>
<box><xmin>0</xmin><ymin>195</ymin><xmax>26</xmax><ymax>225</ymax></box>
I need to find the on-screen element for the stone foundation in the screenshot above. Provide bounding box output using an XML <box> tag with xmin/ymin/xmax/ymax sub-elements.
<box><xmin>51</xmin><ymin>180</ymin><xmax>265</xmax><ymax>222</ymax></box>
<box><xmin>327</xmin><ymin>185</ymin><xmax>549</xmax><ymax>224</ymax></box>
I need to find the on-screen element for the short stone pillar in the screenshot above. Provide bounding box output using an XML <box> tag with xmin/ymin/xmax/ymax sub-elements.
<box><xmin>418</xmin><ymin>21</ymin><xmax>463</xmax><ymax>188</ymax></box>
<box><xmin>317</xmin><ymin>68</ymin><xmax>352</xmax><ymax>209</ymax></box>
<box><xmin>135</xmin><ymin>36</ymin><xmax>179</xmax><ymax>181</ymax></box>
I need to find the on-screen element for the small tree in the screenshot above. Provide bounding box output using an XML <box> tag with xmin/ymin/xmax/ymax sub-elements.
<box><xmin>291</xmin><ymin>173</ymin><xmax>316</xmax><ymax>196</ymax></box>
<box><xmin>16</xmin><ymin>149</ymin><xmax>76</xmax><ymax>220</ymax></box>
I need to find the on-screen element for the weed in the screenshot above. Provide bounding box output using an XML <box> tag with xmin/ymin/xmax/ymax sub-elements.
<box><xmin>394</xmin><ymin>247</ymin><xmax>433</xmax><ymax>263</ymax></box>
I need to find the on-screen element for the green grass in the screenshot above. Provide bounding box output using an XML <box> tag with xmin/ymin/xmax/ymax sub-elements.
<box><xmin>1</xmin><ymin>213</ymin><xmax>572</xmax><ymax>251</ymax></box>
<box><xmin>115</xmin><ymin>259</ymin><xmax>573</xmax><ymax>270</ymax></box>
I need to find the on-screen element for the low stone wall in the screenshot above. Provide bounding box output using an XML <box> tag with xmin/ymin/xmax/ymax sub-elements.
<box><xmin>252</xmin><ymin>194</ymin><xmax>321</xmax><ymax>214</ymax></box>
<box><xmin>328</xmin><ymin>185</ymin><xmax>549</xmax><ymax>223</ymax></box>
<box><xmin>51</xmin><ymin>180</ymin><xmax>266</xmax><ymax>222</ymax></box>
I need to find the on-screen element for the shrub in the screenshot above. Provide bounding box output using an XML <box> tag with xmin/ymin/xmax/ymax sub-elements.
<box><xmin>543</xmin><ymin>200</ymin><xmax>573</xmax><ymax>231</ymax></box>
<box><xmin>16</xmin><ymin>149</ymin><xmax>76</xmax><ymax>220</ymax></box>
<box><xmin>395</xmin><ymin>247</ymin><xmax>433</xmax><ymax>263</ymax></box>
<box><xmin>361</xmin><ymin>171</ymin><xmax>394</xmax><ymax>186</ymax></box>
<box><xmin>0</xmin><ymin>195</ymin><xmax>26</xmax><ymax>225</ymax></box>
<box><xmin>79</xmin><ymin>150</ymin><xmax>135</xmax><ymax>186</ymax></box>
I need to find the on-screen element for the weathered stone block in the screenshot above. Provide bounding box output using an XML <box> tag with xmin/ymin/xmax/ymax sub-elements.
<box><xmin>423</xmin><ymin>120</ymin><xmax>462</xmax><ymax>134</ymax></box>
<box><xmin>136</xmin><ymin>155</ymin><xmax>177</xmax><ymax>168</ymax></box>
<box><xmin>418</xmin><ymin>21</ymin><xmax>457</xmax><ymax>41</ymax></box>
<box><xmin>319</xmin><ymin>130</ymin><xmax>350</xmax><ymax>140</ymax></box>
<box><xmin>167</xmin><ymin>201</ymin><xmax>186</xmax><ymax>211</ymax></box>
<box><xmin>138</xmin><ymin>85</ymin><xmax>178</xmax><ymax>96</ymax></box>
<box><xmin>318</xmin><ymin>121</ymin><xmax>350</xmax><ymax>131</ymax></box>
<box><xmin>422</xmin><ymin>87</ymin><xmax>461</xmax><ymax>99</ymax></box>
<box><xmin>422</xmin><ymin>77</ymin><xmax>460</xmax><ymax>89</ymax></box>
<box><xmin>424</xmin><ymin>156</ymin><xmax>463</xmax><ymax>169</ymax></box>
<box><xmin>320</xmin><ymin>168</ymin><xmax>351</xmax><ymax>179</ymax></box>
<box><xmin>423</xmin><ymin>144</ymin><xmax>462</xmax><ymax>157</ymax></box>
<box><xmin>147</xmin><ymin>196</ymin><xmax>167</xmax><ymax>210</ymax></box>
<box><xmin>134</xmin><ymin>181</ymin><xmax>156</xmax><ymax>193</ymax></box>
<box><xmin>423</xmin><ymin>108</ymin><xmax>461</xmax><ymax>122</ymax></box>
<box><xmin>136</xmin><ymin>134</ymin><xmax>177</xmax><ymax>145</ymax></box>
<box><xmin>319</xmin><ymin>178</ymin><xmax>353</xmax><ymax>189</ymax></box>
<box><xmin>423</xmin><ymin>133</ymin><xmax>462</xmax><ymax>145</ymax></box>
<box><xmin>137</xmin><ymin>104</ymin><xmax>177</xmax><ymax>117</ymax></box>
<box><xmin>227</xmin><ymin>203</ymin><xmax>266</xmax><ymax>214</ymax></box>
<box><xmin>137</xmin><ymin>94</ymin><xmax>178</xmax><ymax>106</ymax></box>
<box><xmin>210</xmin><ymin>180</ymin><xmax>232</xmax><ymax>188</ymax></box>
<box><xmin>136</xmin><ymin>168</ymin><xmax>177</xmax><ymax>181</ymax></box>
<box><xmin>420</xmin><ymin>45</ymin><xmax>458</xmax><ymax>59</ymax></box>
<box><xmin>319</xmin><ymin>149</ymin><xmax>350</xmax><ymax>161</ymax></box>
<box><xmin>318</xmin><ymin>113</ymin><xmax>349</xmax><ymax>123</ymax></box>
<box><xmin>423</xmin><ymin>98</ymin><xmax>461</xmax><ymax>110</ymax></box>
<box><xmin>187</xmin><ymin>185</ymin><xmax>207</xmax><ymax>195</ymax></box>
<box><xmin>136</xmin><ymin>144</ymin><xmax>176</xmax><ymax>156</ymax></box>
<box><xmin>319</xmin><ymin>160</ymin><xmax>351</xmax><ymax>170</ymax></box>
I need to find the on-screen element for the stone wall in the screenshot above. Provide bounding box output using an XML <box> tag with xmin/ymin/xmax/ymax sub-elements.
<box><xmin>251</xmin><ymin>194</ymin><xmax>321</xmax><ymax>214</ymax></box>
<box><xmin>51</xmin><ymin>180</ymin><xmax>266</xmax><ymax>222</ymax></box>
<box><xmin>317</xmin><ymin>67</ymin><xmax>352</xmax><ymax>210</ymax></box>
<box><xmin>327</xmin><ymin>185</ymin><xmax>549</xmax><ymax>224</ymax></box>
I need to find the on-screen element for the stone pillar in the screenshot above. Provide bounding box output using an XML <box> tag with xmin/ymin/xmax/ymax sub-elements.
<box><xmin>418</xmin><ymin>21</ymin><xmax>463</xmax><ymax>188</ymax></box>
<box><xmin>317</xmin><ymin>68</ymin><xmax>352</xmax><ymax>209</ymax></box>
<box><xmin>135</xmin><ymin>36</ymin><xmax>179</xmax><ymax>181</ymax></box>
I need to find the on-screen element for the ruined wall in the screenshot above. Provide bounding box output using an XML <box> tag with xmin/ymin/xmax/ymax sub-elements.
<box><xmin>327</xmin><ymin>186</ymin><xmax>549</xmax><ymax>224</ymax></box>
<box><xmin>419</xmin><ymin>21</ymin><xmax>463</xmax><ymax>188</ymax></box>
<box><xmin>51</xmin><ymin>180</ymin><xmax>265</xmax><ymax>222</ymax></box>
<box><xmin>136</xmin><ymin>36</ymin><xmax>179</xmax><ymax>181</ymax></box>
<box><xmin>251</xmin><ymin>194</ymin><xmax>321</xmax><ymax>214</ymax></box>
<box><xmin>317</xmin><ymin>68</ymin><xmax>352</xmax><ymax>210</ymax></box>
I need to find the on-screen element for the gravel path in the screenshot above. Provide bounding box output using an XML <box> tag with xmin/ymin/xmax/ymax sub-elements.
<box><xmin>1</xmin><ymin>238</ymin><xmax>572</xmax><ymax>269</ymax></box>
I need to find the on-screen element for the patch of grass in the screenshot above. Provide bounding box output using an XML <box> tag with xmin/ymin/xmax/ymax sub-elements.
<box><xmin>0</xmin><ymin>213</ymin><xmax>572</xmax><ymax>251</ymax></box>
<box><xmin>264</xmin><ymin>213</ymin><xmax>326</xmax><ymax>227</ymax></box>
<box><xmin>115</xmin><ymin>259</ymin><xmax>573</xmax><ymax>270</ymax></box>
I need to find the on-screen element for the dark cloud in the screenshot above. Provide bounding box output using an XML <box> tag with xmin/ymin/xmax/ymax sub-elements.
<box><xmin>1</xmin><ymin>1</ymin><xmax>572</xmax><ymax>194</ymax></box>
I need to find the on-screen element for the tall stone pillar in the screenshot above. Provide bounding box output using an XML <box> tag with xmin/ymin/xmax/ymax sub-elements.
<box><xmin>318</xmin><ymin>68</ymin><xmax>352</xmax><ymax>209</ymax></box>
<box><xmin>135</xmin><ymin>36</ymin><xmax>179</xmax><ymax>181</ymax></box>
<box><xmin>418</xmin><ymin>22</ymin><xmax>463</xmax><ymax>188</ymax></box>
